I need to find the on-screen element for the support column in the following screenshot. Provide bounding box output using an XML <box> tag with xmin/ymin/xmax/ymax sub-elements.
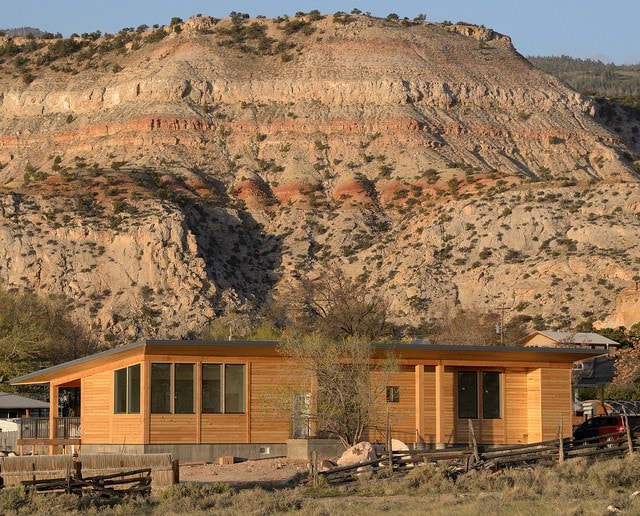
<box><xmin>415</xmin><ymin>365</ymin><xmax>424</xmax><ymax>445</ymax></box>
<box><xmin>142</xmin><ymin>361</ymin><xmax>151</xmax><ymax>447</ymax></box>
<box><xmin>435</xmin><ymin>362</ymin><xmax>446</xmax><ymax>449</ymax></box>
<box><xmin>49</xmin><ymin>383</ymin><xmax>59</xmax><ymax>455</ymax></box>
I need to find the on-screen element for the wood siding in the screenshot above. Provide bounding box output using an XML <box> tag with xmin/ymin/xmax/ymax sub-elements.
<box><xmin>150</xmin><ymin>415</ymin><xmax>198</xmax><ymax>443</ymax></box>
<box><xmin>81</xmin><ymin>370</ymin><xmax>144</xmax><ymax>445</ymax></box>
<box><xmin>201</xmin><ymin>414</ymin><xmax>247</xmax><ymax>443</ymax></box>
<box><xmin>540</xmin><ymin>368</ymin><xmax>573</xmax><ymax>439</ymax></box>
<box><xmin>366</xmin><ymin>367</ymin><xmax>416</xmax><ymax>443</ymax></box>
<box><xmin>504</xmin><ymin>369</ymin><xmax>529</xmax><ymax>444</ymax></box>
<box><xmin>527</xmin><ymin>369</ymin><xmax>543</xmax><ymax>442</ymax></box>
<box><xmin>526</xmin><ymin>367</ymin><xmax>571</xmax><ymax>442</ymax></box>
<box><xmin>422</xmin><ymin>367</ymin><xmax>437</xmax><ymax>445</ymax></box>
<box><xmin>249</xmin><ymin>360</ymin><xmax>308</xmax><ymax>444</ymax></box>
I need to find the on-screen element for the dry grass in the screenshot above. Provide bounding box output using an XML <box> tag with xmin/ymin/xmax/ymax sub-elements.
<box><xmin>3</xmin><ymin>455</ymin><xmax>640</xmax><ymax>514</ymax></box>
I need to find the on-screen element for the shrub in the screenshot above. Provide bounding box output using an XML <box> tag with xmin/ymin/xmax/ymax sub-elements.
<box><xmin>47</xmin><ymin>38</ymin><xmax>83</xmax><ymax>58</ymax></box>
<box><xmin>144</xmin><ymin>28</ymin><xmax>167</xmax><ymax>43</ymax></box>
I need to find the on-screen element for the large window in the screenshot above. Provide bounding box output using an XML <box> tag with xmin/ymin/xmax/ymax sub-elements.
<box><xmin>482</xmin><ymin>371</ymin><xmax>502</xmax><ymax>419</ymax></box>
<box><xmin>175</xmin><ymin>363</ymin><xmax>195</xmax><ymax>414</ymax></box>
<box><xmin>114</xmin><ymin>364</ymin><xmax>141</xmax><ymax>414</ymax></box>
<box><xmin>457</xmin><ymin>371</ymin><xmax>478</xmax><ymax>419</ymax></box>
<box><xmin>457</xmin><ymin>370</ymin><xmax>502</xmax><ymax>420</ymax></box>
<box><xmin>202</xmin><ymin>364</ymin><xmax>245</xmax><ymax>414</ymax></box>
<box><xmin>151</xmin><ymin>363</ymin><xmax>195</xmax><ymax>414</ymax></box>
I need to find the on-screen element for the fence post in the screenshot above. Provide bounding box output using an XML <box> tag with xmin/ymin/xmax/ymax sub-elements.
<box><xmin>386</xmin><ymin>408</ymin><xmax>393</xmax><ymax>473</ymax></box>
<box><xmin>171</xmin><ymin>459</ymin><xmax>180</xmax><ymax>484</ymax></box>
<box><xmin>311</xmin><ymin>450</ymin><xmax>318</xmax><ymax>488</ymax></box>
<box><xmin>468</xmin><ymin>420</ymin><xmax>480</xmax><ymax>464</ymax></box>
<box><xmin>74</xmin><ymin>460</ymin><xmax>82</xmax><ymax>480</ymax></box>
<box><xmin>558</xmin><ymin>421</ymin><xmax>564</xmax><ymax>463</ymax></box>
<box><xmin>624</xmin><ymin>411</ymin><xmax>634</xmax><ymax>457</ymax></box>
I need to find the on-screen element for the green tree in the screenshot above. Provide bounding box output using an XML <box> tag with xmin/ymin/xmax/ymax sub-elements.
<box><xmin>0</xmin><ymin>287</ymin><xmax>98</xmax><ymax>390</ymax></box>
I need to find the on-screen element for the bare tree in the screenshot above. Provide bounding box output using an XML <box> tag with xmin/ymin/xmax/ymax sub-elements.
<box><xmin>430</xmin><ymin>307</ymin><xmax>499</xmax><ymax>345</ymax></box>
<box><xmin>280</xmin><ymin>334</ymin><xmax>398</xmax><ymax>447</ymax></box>
<box><xmin>276</xmin><ymin>268</ymin><xmax>391</xmax><ymax>341</ymax></box>
<box><xmin>428</xmin><ymin>307</ymin><xmax>527</xmax><ymax>346</ymax></box>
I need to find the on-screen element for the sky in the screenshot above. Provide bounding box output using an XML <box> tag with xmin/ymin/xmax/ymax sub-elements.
<box><xmin>2</xmin><ymin>1</ymin><xmax>638</xmax><ymax>65</ymax></box>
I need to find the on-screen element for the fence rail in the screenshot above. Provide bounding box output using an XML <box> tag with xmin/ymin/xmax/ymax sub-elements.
<box><xmin>310</xmin><ymin>427</ymin><xmax>640</xmax><ymax>487</ymax></box>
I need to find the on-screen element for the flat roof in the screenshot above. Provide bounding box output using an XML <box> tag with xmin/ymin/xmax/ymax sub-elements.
<box><xmin>10</xmin><ymin>339</ymin><xmax>605</xmax><ymax>385</ymax></box>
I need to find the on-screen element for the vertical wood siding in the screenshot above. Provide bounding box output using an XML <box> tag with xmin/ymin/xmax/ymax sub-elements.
<box><xmin>527</xmin><ymin>369</ymin><xmax>543</xmax><ymax>442</ymax></box>
<box><xmin>504</xmin><ymin>369</ymin><xmax>529</xmax><ymax>444</ymax></box>
<box><xmin>249</xmin><ymin>360</ymin><xmax>308</xmax><ymax>443</ymax></box>
<box><xmin>82</xmin><ymin>371</ymin><xmax>144</xmax><ymax>444</ymax></box>
<box><xmin>541</xmin><ymin>368</ymin><xmax>572</xmax><ymax>439</ymax></box>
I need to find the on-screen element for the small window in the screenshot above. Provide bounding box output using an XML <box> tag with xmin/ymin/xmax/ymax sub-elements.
<box><xmin>114</xmin><ymin>364</ymin><xmax>141</xmax><ymax>414</ymax></box>
<box><xmin>386</xmin><ymin>386</ymin><xmax>400</xmax><ymax>403</ymax></box>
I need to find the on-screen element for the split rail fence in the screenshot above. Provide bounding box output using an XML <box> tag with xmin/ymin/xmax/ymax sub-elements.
<box><xmin>310</xmin><ymin>419</ymin><xmax>640</xmax><ymax>487</ymax></box>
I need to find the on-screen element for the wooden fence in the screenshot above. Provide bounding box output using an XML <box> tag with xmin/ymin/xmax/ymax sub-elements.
<box><xmin>0</xmin><ymin>430</ymin><xmax>17</xmax><ymax>453</ymax></box>
<box><xmin>0</xmin><ymin>453</ymin><xmax>177</xmax><ymax>490</ymax></box>
<box><xmin>311</xmin><ymin>422</ymin><xmax>640</xmax><ymax>487</ymax></box>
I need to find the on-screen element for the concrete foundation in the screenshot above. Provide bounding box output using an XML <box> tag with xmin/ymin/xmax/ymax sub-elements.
<box><xmin>80</xmin><ymin>443</ymin><xmax>287</xmax><ymax>464</ymax></box>
<box><xmin>286</xmin><ymin>438</ymin><xmax>345</xmax><ymax>460</ymax></box>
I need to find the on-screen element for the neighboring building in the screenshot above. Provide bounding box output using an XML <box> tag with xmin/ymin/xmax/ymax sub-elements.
<box><xmin>0</xmin><ymin>392</ymin><xmax>49</xmax><ymax>419</ymax></box>
<box><xmin>522</xmin><ymin>331</ymin><xmax>619</xmax><ymax>387</ymax></box>
<box><xmin>10</xmin><ymin>340</ymin><xmax>602</xmax><ymax>462</ymax></box>
<box><xmin>522</xmin><ymin>331</ymin><xmax>621</xmax><ymax>351</ymax></box>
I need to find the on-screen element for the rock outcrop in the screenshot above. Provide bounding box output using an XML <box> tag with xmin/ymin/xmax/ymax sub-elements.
<box><xmin>0</xmin><ymin>13</ymin><xmax>638</xmax><ymax>341</ymax></box>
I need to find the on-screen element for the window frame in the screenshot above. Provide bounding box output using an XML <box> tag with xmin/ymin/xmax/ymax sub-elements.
<box><xmin>201</xmin><ymin>363</ymin><xmax>246</xmax><ymax>414</ymax></box>
<box><xmin>386</xmin><ymin>385</ymin><xmax>400</xmax><ymax>403</ymax></box>
<box><xmin>113</xmin><ymin>363</ymin><xmax>141</xmax><ymax>415</ymax></box>
<box><xmin>150</xmin><ymin>362</ymin><xmax>196</xmax><ymax>414</ymax></box>
<box><xmin>456</xmin><ymin>369</ymin><xmax>503</xmax><ymax>421</ymax></box>
<box><xmin>481</xmin><ymin>371</ymin><xmax>502</xmax><ymax>420</ymax></box>
<box><xmin>457</xmin><ymin>371</ymin><xmax>478</xmax><ymax>419</ymax></box>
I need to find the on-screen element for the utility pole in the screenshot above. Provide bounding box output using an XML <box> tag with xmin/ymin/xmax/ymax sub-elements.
<box><xmin>495</xmin><ymin>303</ymin><xmax>511</xmax><ymax>346</ymax></box>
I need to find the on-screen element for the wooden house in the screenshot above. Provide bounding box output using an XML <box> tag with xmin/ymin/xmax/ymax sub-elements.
<box><xmin>10</xmin><ymin>340</ymin><xmax>602</xmax><ymax>462</ymax></box>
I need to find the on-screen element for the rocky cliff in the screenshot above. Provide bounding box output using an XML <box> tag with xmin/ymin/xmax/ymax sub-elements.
<box><xmin>0</xmin><ymin>13</ymin><xmax>638</xmax><ymax>342</ymax></box>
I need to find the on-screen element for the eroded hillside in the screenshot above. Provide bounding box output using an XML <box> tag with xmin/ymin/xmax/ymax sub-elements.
<box><xmin>0</xmin><ymin>13</ymin><xmax>639</xmax><ymax>342</ymax></box>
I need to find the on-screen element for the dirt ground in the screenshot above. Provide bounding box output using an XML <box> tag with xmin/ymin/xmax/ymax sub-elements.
<box><xmin>179</xmin><ymin>457</ymin><xmax>310</xmax><ymax>488</ymax></box>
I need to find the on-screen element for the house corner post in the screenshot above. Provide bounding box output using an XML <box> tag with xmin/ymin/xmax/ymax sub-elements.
<box><xmin>435</xmin><ymin>362</ymin><xmax>446</xmax><ymax>449</ymax></box>
<box><xmin>415</xmin><ymin>365</ymin><xmax>424</xmax><ymax>446</ymax></box>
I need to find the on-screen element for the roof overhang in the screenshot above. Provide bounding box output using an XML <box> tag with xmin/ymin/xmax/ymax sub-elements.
<box><xmin>374</xmin><ymin>343</ymin><xmax>606</xmax><ymax>364</ymax></box>
<box><xmin>10</xmin><ymin>340</ymin><xmax>606</xmax><ymax>386</ymax></box>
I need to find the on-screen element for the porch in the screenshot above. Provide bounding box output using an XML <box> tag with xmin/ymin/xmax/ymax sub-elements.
<box><xmin>17</xmin><ymin>416</ymin><xmax>81</xmax><ymax>453</ymax></box>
